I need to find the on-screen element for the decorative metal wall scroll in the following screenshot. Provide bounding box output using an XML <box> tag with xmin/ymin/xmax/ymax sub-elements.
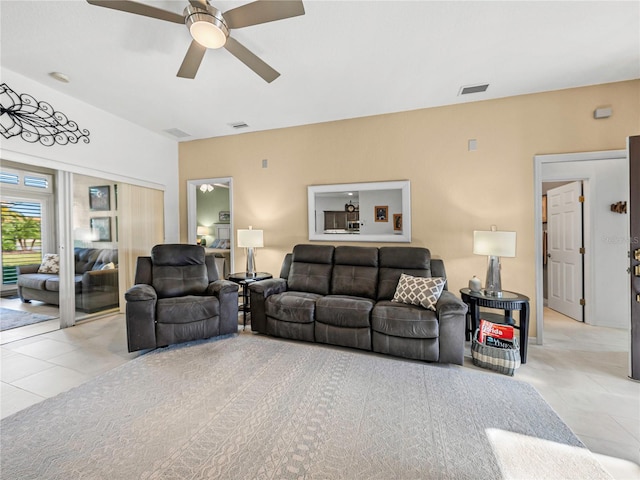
<box><xmin>0</xmin><ymin>83</ymin><xmax>90</xmax><ymax>146</ymax></box>
<box><xmin>610</xmin><ymin>201</ymin><xmax>627</xmax><ymax>214</ymax></box>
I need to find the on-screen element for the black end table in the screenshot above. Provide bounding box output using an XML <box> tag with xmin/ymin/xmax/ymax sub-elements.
<box><xmin>460</xmin><ymin>288</ymin><xmax>530</xmax><ymax>363</ymax></box>
<box><xmin>227</xmin><ymin>272</ymin><xmax>272</xmax><ymax>330</ymax></box>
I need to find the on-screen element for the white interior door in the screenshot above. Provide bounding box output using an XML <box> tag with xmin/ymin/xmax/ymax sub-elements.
<box><xmin>547</xmin><ymin>181</ymin><xmax>584</xmax><ymax>321</ymax></box>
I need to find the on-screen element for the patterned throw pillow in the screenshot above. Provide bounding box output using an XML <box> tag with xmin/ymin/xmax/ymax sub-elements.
<box><xmin>392</xmin><ymin>274</ymin><xmax>445</xmax><ymax>311</ymax></box>
<box><xmin>38</xmin><ymin>253</ymin><xmax>60</xmax><ymax>274</ymax></box>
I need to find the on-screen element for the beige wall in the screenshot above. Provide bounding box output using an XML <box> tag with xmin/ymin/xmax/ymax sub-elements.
<box><xmin>179</xmin><ymin>80</ymin><xmax>640</xmax><ymax>335</ymax></box>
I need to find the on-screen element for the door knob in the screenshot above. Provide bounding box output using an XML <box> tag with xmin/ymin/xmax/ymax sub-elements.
<box><xmin>547</xmin><ymin>253</ymin><xmax>551</xmax><ymax>258</ymax></box>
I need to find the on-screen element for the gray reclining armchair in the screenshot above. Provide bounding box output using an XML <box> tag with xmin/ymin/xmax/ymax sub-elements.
<box><xmin>125</xmin><ymin>244</ymin><xmax>239</xmax><ymax>352</ymax></box>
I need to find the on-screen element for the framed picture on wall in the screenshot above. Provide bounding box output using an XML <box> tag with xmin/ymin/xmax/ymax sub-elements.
<box><xmin>219</xmin><ymin>211</ymin><xmax>230</xmax><ymax>222</ymax></box>
<box><xmin>89</xmin><ymin>185</ymin><xmax>110</xmax><ymax>211</ymax></box>
<box><xmin>375</xmin><ymin>206</ymin><xmax>388</xmax><ymax>222</ymax></box>
<box><xmin>393</xmin><ymin>214</ymin><xmax>402</xmax><ymax>231</ymax></box>
<box><xmin>90</xmin><ymin>217</ymin><xmax>111</xmax><ymax>242</ymax></box>
<box><xmin>542</xmin><ymin>194</ymin><xmax>547</xmax><ymax>223</ymax></box>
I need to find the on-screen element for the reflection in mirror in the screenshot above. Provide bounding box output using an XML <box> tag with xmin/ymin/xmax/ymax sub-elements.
<box><xmin>308</xmin><ymin>181</ymin><xmax>411</xmax><ymax>243</ymax></box>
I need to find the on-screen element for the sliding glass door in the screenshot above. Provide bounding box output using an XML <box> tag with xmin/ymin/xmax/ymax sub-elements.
<box><xmin>1</xmin><ymin>168</ymin><xmax>55</xmax><ymax>293</ymax></box>
<box><xmin>1</xmin><ymin>160</ymin><xmax>165</xmax><ymax>333</ymax></box>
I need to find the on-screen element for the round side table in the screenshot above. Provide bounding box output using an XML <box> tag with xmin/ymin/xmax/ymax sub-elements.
<box><xmin>460</xmin><ymin>288</ymin><xmax>530</xmax><ymax>364</ymax></box>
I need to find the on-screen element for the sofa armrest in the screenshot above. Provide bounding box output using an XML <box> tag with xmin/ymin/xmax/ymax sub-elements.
<box><xmin>248</xmin><ymin>278</ymin><xmax>287</xmax><ymax>334</ymax></box>
<box><xmin>82</xmin><ymin>269</ymin><xmax>118</xmax><ymax>291</ymax></box>
<box><xmin>207</xmin><ymin>280</ymin><xmax>239</xmax><ymax>335</ymax></box>
<box><xmin>435</xmin><ymin>290</ymin><xmax>468</xmax><ymax>316</ymax></box>
<box><xmin>435</xmin><ymin>290</ymin><xmax>468</xmax><ymax>365</ymax></box>
<box><xmin>16</xmin><ymin>264</ymin><xmax>40</xmax><ymax>275</ymax></box>
<box><xmin>125</xmin><ymin>284</ymin><xmax>158</xmax><ymax>352</ymax></box>
<box><xmin>249</xmin><ymin>278</ymin><xmax>287</xmax><ymax>298</ymax></box>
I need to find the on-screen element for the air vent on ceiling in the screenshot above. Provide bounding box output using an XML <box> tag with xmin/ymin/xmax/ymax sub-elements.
<box><xmin>459</xmin><ymin>83</ymin><xmax>489</xmax><ymax>95</ymax></box>
<box><xmin>163</xmin><ymin>128</ymin><xmax>191</xmax><ymax>138</ymax></box>
<box><xmin>229</xmin><ymin>122</ymin><xmax>249</xmax><ymax>129</ymax></box>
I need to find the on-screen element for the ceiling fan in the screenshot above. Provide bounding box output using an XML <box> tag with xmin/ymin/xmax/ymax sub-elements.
<box><xmin>86</xmin><ymin>0</ymin><xmax>305</xmax><ymax>82</ymax></box>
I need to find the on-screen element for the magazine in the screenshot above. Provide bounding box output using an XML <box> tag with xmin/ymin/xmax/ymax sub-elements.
<box><xmin>485</xmin><ymin>335</ymin><xmax>515</xmax><ymax>350</ymax></box>
<box><xmin>478</xmin><ymin>318</ymin><xmax>515</xmax><ymax>348</ymax></box>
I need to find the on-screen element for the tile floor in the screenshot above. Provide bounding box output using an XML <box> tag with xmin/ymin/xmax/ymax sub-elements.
<box><xmin>1</xmin><ymin>303</ymin><xmax>639</xmax><ymax>479</ymax></box>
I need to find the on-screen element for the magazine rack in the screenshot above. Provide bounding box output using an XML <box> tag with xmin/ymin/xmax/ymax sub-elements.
<box><xmin>471</xmin><ymin>329</ymin><xmax>521</xmax><ymax>376</ymax></box>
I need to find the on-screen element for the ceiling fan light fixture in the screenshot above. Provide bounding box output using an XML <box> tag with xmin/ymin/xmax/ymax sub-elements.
<box><xmin>185</xmin><ymin>5</ymin><xmax>228</xmax><ymax>49</ymax></box>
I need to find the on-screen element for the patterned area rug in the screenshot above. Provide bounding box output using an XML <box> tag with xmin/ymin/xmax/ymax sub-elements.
<box><xmin>0</xmin><ymin>307</ymin><xmax>54</xmax><ymax>331</ymax></box>
<box><xmin>0</xmin><ymin>334</ymin><xmax>612</xmax><ymax>479</ymax></box>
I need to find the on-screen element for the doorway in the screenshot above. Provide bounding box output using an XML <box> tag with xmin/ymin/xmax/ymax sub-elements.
<box><xmin>534</xmin><ymin>150</ymin><xmax>630</xmax><ymax>344</ymax></box>
<box><xmin>0</xmin><ymin>165</ymin><xmax>59</xmax><ymax>340</ymax></box>
<box><xmin>186</xmin><ymin>177</ymin><xmax>233</xmax><ymax>278</ymax></box>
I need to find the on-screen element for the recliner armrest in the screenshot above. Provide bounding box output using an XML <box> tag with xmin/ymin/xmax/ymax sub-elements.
<box><xmin>206</xmin><ymin>279</ymin><xmax>239</xmax><ymax>296</ymax></box>
<box><xmin>249</xmin><ymin>278</ymin><xmax>287</xmax><ymax>298</ymax></box>
<box><xmin>125</xmin><ymin>284</ymin><xmax>158</xmax><ymax>352</ymax></box>
<box><xmin>435</xmin><ymin>290</ymin><xmax>468</xmax><ymax>317</ymax></box>
<box><xmin>434</xmin><ymin>290</ymin><xmax>468</xmax><ymax>365</ymax></box>
<box><xmin>125</xmin><ymin>284</ymin><xmax>157</xmax><ymax>302</ymax></box>
<box><xmin>207</xmin><ymin>280</ymin><xmax>239</xmax><ymax>336</ymax></box>
<box><xmin>248</xmin><ymin>278</ymin><xmax>287</xmax><ymax>334</ymax></box>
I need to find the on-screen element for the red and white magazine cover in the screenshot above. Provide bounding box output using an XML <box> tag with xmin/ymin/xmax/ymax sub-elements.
<box><xmin>478</xmin><ymin>319</ymin><xmax>514</xmax><ymax>344</ymax></box>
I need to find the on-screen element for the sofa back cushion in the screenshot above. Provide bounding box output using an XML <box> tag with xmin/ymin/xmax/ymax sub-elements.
<box><xmin>331</xmin><ymin>246</ymin><xmax>378</xmax><ymax>299</ymax></box>
<box><xmin>92</xmin><ymin>249</ymin><xmax>118</xmax><ymax>270</ymax></box>
<box><xmin>151</xmin><ymin>244</ymin><xmax>208</xmax><ymax>298</ymax></box>
<box><xmin>377</xmin><ymin>247</ymin><xmax>432</xmax><ymax>300</ymax></box>
<box><xmin>288</xmin><ymin>245</ymin><xmax>334</xmax><ymax>295</ymax></box>
<box><xmin>75</xmin><ymin>248</ymin><xmax>100</xmax><ymax>273</ymax></box>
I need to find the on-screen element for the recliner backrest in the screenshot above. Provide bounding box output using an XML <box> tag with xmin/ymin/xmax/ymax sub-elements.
<box><xmin>151</xmin><ymin>244</ymin><xmax>208</xmax><ymax>298</ymax></box>
<box><xmin>331</xmin><ymin>246</ymin><xmax>378</xmax><ymax>299</ymax></box>
<box><xmin>288</xmin><ymin>245</ymin><xmax>334</xmax><ymax>295</ymax></box>
<box><xmin>377</xmin><ymin>247</ymin><xmax>432</xmax><ymax>300</ymax></box>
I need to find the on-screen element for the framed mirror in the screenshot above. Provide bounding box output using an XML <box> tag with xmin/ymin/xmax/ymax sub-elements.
<box><xmin>308</xmin><ymin>180</ymin><xmax>411</xmax><ymax>243</ymax></box>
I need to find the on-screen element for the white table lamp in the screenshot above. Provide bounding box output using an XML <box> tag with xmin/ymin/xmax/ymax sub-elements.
<box><xmin>473</xmin><ymin>226</ymin><xmax>516</xmax><ymax>297</ymax></box>
<box><xmin>237</xmin><ymin>226</ymin><xmax>263</xmax><ymax>276</ymax></box>
<box><xmin>196</xmin><ymin>226</ymin><xmax>210</xmax><ymax>246</ymax></box>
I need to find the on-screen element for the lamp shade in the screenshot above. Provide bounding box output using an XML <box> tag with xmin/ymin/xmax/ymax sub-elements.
<box><xmin>237</xmin><ymin>228</ymin><xmax>263</xmax><ymax>248</ymax></box>
<box><xmin>196</xmin><ymin>226</ymin><xmax>209</xmax><ymax>236</ymax></box>
<box><xmin>473</xmin><ymin>230</ymin><xmax>516</xmax><ymax>257</ymax></box>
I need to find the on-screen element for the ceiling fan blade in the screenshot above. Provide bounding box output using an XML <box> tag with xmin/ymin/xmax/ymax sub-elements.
<box><xmin>86</xmin><ymin>0</ymin><xmax>185</xmax><ymax>24</ymax></box>
<box><xmin>224</xmin><ymin>0</ymin><xmax>305</xmax><ymax>29</ymax></box>
<box><xmin>177</xmin><ymin>41</ymin><xmax>207</xmax><ymax>79</ymax></box>
<box><xmin>224</xmin><ymin>36</ymin><xmax>280</xmax><ymax>83</ymax></box>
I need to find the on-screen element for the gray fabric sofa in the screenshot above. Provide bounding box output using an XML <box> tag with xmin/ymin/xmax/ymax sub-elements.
<box><xmin>124</xmin><ymin>244</ymin><xmax>239</xmax><ymax>352</ymax></box>
<box><xmin>249</xmin><ymin>244</ymin><xmax>468</xmax><ymax>365</ymax></box>
<box><xmin>17</xmin><ymin>247</ymin><xmax>119</xmax><ymax>313</ymax></box>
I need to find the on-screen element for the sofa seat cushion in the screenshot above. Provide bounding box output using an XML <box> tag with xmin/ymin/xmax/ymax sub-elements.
<box><xmin>316</xmin><ymin>295</ymin><xmax>374</xmax><ymax>328</ymax></box>
<box><xmin>43</xmin><ymin>275</ymin><xmax>83</xmax><ymax>293</ymax></box>
<box><xmin>156</xmin><ymin>295</ymin><xmax>219</xmax><ymax>324</ymax></box>
<box><xmin>372</xmin><ymin>301</ymin><xmax>439</xmax><ymax>339</ymax></box>
<box><xmin>17</xmin><ymin>273</ymin><xmax>82</xmax><ymax>293</ymax></box>
<box><xmin>17</xmin><ymin>274</ymin><xmax>51</xmax><ymax>290</ymax></box>
<box><xmin>265</xmin><ymin>291</ymin><xmax>321</xmax><ymax>324</ymax></box>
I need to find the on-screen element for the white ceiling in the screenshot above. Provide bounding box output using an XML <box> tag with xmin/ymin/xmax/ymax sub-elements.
<box><xmin>1</xmin><ymin>1</ymin><xmax>638</xmax><ymax>142</ymax></box>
